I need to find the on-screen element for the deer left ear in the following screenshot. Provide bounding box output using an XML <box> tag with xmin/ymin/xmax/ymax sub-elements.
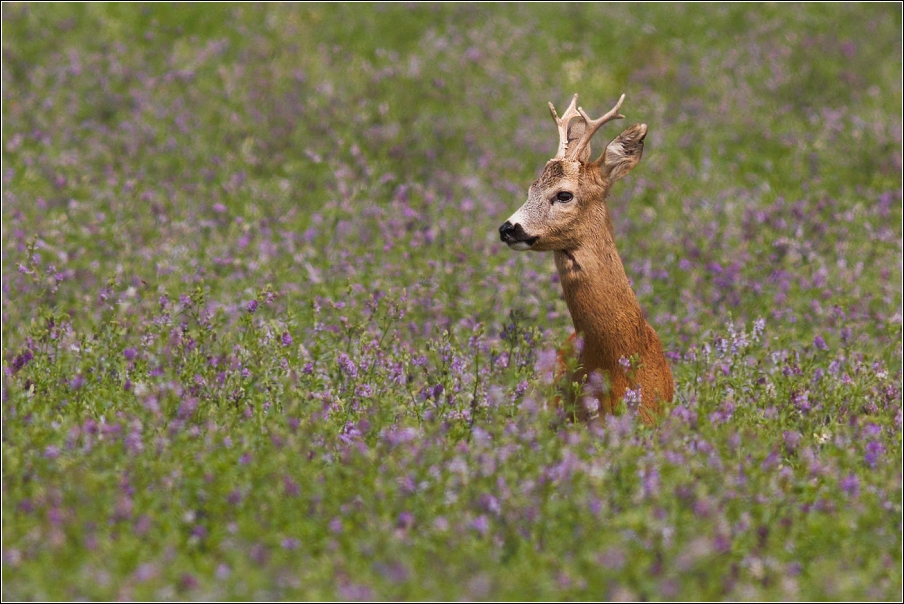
<box><xmin>596</xmin><ymin>123</ymin><xmax>647</xmax><ymax>181</ymax></box>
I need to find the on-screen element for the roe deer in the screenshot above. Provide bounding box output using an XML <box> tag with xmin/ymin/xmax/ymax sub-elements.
<box><xmin>499</xmin><ymin>94</ymin><xmax>673</xmax><ymax>425</ymax></box>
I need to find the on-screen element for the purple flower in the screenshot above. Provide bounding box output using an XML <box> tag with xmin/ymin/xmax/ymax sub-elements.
<box><xmin>598</xmin><ymin>548</ymin><xmax>626</xmax><ymax>570</ymax></box>
<box><xmin>281</xmin><ymin>331</ymin><xmax>292</xmax><ymax>346</ymax></box>
<box><xmin>534</xmin><ymin>347</ymin><xmax>557</xmax><ymax>384</ymax></box>
<box><xmin>761</xmin><ymin>449</ymin><xmax>781</xmax><ymax>470</ymax></box>
<box><xmin>813</xmin><ymin>335</ymin><xmax>828</xmax><ymax>351</ymax></box>
<box><xmin>338</xmin><ymin>583</ymin><xmax>375</xmax><ymax>601</ymax></box>
<box><xmin>177</xmin><ymin>398</ymin><xmax>198</xmax><ymax>420</ymax></box>
<box><xmin>123</xmin><ymin>348</ymin><xmax>138</xmax><ymax>362</ymax></box>
<box><xmin>671</xmin><ymin>404</ymin><xmax>698</xmax><ymax>426</ymax></box>
<box><xmin>862</xmin><ymin>423</ymin><xmax>882</xmax><ymax>438</ymax></box>
<box><xmin>329</xmin><ymin>518</ymin><xmax>343</xmax><ymax>534</ymax></box>
<box><xmin>124</xmin><ymin>429</ymin><xmax>143</xmax><ymax>453</ymax></box>
<box><xmin>792</xmin><ymin>390</ymin><xmax>810</xmax><ymax>413</ymax></box>
<box><xmin>227</xmin><ymin>489</ymin><xmax>243</xmax><ymax>506</ymax></box>
<box><xmin>478</xmin><ymin>493</ymin><xmax>501</xmax><ymax>515</ymax></box>
<box><xmin>713</xmin><ymin>534</ymin><xmax>731</xmax><ymax>554</ymax></box>
<box><xmin>396</xmin><ymin>511</ymin><xmax>415</xmax><ymax>530</ymax></box>
<box><xmin>618</xmin><ymin>356</ymin><xmax>632</xmax><ymax>373</ymax></box>
<box><xmin>640</xmin><ymin>466</ymin><xmax>660</xmax><ymax>498</ymax></box>
<box><xmin>623</xmin><ymin>386</ymin><xmax>642</xmax><ymax>411</ymax></box>
<box><xmin>246</xmin><ymin>299</ymin><xmax>258</xmax><ymax>314</ymax></box>
<box><xmin>17</xmin><ymin>499</ymin><xmax>34</xmax><ymax>514</ymax></box>
<box><xmin>383</xmin><ymin>426</ymin><xmax>420</xmax><ymax>446</ymax></box>
<box><xmin>179</xmin><ymin>573</ymin><xmax>199</xmax><ymax>591</ymax></box>
<box><xmin>782</xmin><ymin>430</ymin><xmax>802</xmax><ymax>453</ymax></box>
<box><xmin>283</xmin><ymin>476</ymin><xmax>300</xmax><ymax>497</ymax></box>
<box><xmin>431</xmin><ymin>383</ymin><xmax>444</xmax><ymax>400</ymax></box>
<box><xmin>337</xmin><ymin>353</ymin><xmax>357</xmax><ymax>379</ymax></box>
<box><xmin>470</xmin><ymin>515</ymin><xmax>490</xmax><ymax>536</ymax></box>
<box><xmin>839</xmin><ymin>473</ymin><xmax>859</xmax><ymax>497</ymax></box>
<box><xmin>10</xmin><ymin>350</ymin><xmax>33</xmax><ymax>373</ymax></box>
<box><xmin>709</xmin><ymin>401</ymin><xmax>734</xmax><ymax>425</ymax></box>
<box><xmin>865</xmin><ymin>441</ymin><xmax>885</xmax><ymax>467</ymax></box>
<box><xmin>250</xmin><ymin>543</ymin><xmax>270</xmax><ymax>565</ymax></box>
<box><xmin>840</xmin><ymin>327</ymin><xmax>851</xmax><ymax>344</ymax></box>
<box><xmin>433</xmin><ymin>516</ymin><xmax>449</xmax><ymax>531</ymax></box>
<box><xmin>574</xmin><ymin>392</ymin><xmax>597</xmax><ymax>416</ymax></box>
<box><xmin>134</xmin><ymin>563</ymin><xmax>158</xmax><ymax>582</ymax></box>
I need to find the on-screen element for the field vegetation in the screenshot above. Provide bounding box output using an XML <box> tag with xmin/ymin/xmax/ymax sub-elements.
<box><xmin>2</xmin><ymin>3</ymin><xmax>902</xmax><ymax>599</ymax></box>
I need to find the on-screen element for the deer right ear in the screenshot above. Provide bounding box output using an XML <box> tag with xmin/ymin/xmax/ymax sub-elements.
<box><xmin>597</xmin><ymin>123</ymin><xmax>647</xmax><ymax>181</ymax></box>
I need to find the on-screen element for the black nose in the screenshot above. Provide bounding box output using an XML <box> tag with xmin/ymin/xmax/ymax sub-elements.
<box><xmin>499</xmin><ymin>221</ymin><xmax>515</xmax><ymax>238</ymax></box>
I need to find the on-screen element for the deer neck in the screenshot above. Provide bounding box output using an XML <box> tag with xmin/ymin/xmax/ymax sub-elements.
<box><xmin>553</xmin><ymin>219</ymin><xmax>644</xmax><ymax>368</ymax></box>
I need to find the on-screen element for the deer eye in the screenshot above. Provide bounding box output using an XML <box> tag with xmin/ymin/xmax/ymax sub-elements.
<box><xmin>555</xmin><ymin>191</ymin><xmax>574</xmax><ymax>203</ymax></box>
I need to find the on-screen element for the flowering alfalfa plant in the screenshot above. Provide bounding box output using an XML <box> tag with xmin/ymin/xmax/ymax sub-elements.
<box><xmin>2</xmin><ymin>4</ymin><xmax>901</xmax><ymax>600</ymax></box>
<box><xmin>617</xmin><ymin>353</ymin><xmax>644</xmax><ymax>416</ymax></box>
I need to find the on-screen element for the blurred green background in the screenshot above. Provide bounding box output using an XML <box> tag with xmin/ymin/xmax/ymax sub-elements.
<box><xmin>2</xmin><ymin>3</ymin><xmax>901</xmax><ymax>600</ymax></box>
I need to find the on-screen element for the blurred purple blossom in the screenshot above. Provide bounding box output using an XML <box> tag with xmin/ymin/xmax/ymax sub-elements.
<box><xmin>281</xmin><ymin>537</ymin><xmax>301</xmax><ymax>550</ymax></box>
<box><xmin>396</xmin><ymin>511</ymin><xmax>415</xmax><ymax>530</ymax></box>
<box><xmin>839</xmin><ymin>473</ymin><xmax>860</xmax><ymax>497</ymax></box>
<box><xmin>470</xmin><ymin>515</ymin><xmax>490</xmax><ymax>536</ymax></box>
<box><xmin>338</xmin><ymin>353</ymin><xmax>357</xmax><ymax>379</ymax></box>
<box><xmin>864</xmin><ymin>441</ymin><xmax>886</xmax><ymax>468</ymax></box>
<box><xmin>623</xmin><ymin>386</ymin><xmax>642</xmax><ymax>412</ymax></box>
<box><xmin>329</xmin><ymin>518</ymin><xmax>343</xmax><ymax>535</ymax></box>
<box><xmin>618</xmin><ymin>356</ymin><xmax>632</xmax><ymax>373</ymax></box>
<box><xmin>10</xmin><ymin>350</ymin><xmax>33</xmax><ymax>373</ymax></box>
<box><xmin>283</xmin><ymin>476</ymin><xmax>300</xmax><ymax>497</ymax></box>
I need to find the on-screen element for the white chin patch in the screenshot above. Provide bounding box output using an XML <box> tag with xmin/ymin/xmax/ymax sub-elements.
<box><xmin>508</xmin><ymin>241</ymin><xmax>533</xmax><ymax>251</ymax></box>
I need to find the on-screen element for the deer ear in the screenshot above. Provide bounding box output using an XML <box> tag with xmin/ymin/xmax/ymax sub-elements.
<box><xmin>597</xmin><ymin>123</ymin><xmax>647</xmax><ymax>181</ymax></box>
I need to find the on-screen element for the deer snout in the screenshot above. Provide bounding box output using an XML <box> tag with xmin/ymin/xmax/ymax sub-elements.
<box><xmin>499</xmin><ymin>220</ymin><xmax>538</xmax><ymax>250</ymax></box>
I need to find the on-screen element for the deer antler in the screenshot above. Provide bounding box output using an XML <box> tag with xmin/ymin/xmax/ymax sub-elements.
<box><xmin>549</xmin><ymin>94</ymin><xmax>626</xmax><ymax>162</ymax></box>
<box><xmin>549</xmin><ymin>94</ymin><xmax>583</xmax><ymax>160</ymax></box>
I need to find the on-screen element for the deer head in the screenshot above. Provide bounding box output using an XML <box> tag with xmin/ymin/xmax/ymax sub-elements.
<box><xmin>499</xmin><ymin>94</ymin><xmax>647</xmax><ymax>251</ymax></box>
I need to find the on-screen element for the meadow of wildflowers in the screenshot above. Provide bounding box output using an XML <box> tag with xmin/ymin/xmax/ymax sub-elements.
<box><xmin>2</xmin><ymin>3</ymin><xmax>901</xmax><ymax>600</ymax></box>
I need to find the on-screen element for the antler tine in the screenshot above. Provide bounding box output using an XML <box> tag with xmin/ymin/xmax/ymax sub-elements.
<box><xmin>569</xmin><ymin>94</ymin><xmax>627</xmax><ymax>161</ymax></box>
<box><xmin>549</xmin><ymin>94</ymin><xmax>583</xmax><ymax>160</ymax></box>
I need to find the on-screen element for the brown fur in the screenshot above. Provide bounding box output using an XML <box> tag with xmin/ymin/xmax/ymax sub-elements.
<box><xmin>505</xmin><ymin>118</ymin><xmax>673</xmax><ymax>426</ymax></box>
